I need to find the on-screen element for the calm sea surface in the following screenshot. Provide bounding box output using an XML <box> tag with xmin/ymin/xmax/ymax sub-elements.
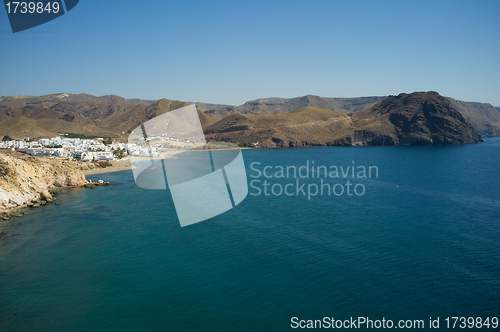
<box><xmin>1</xmin><ymin>139</ymin><xmax>499</xmax><ymax>331</ymax></box>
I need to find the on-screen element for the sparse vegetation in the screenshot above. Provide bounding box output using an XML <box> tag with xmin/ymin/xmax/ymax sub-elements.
<box><xmin>64</xmin><ymin>133</ymin><xmax>98</xmax><ymax>139</ymax></box>
<box><xmin>2</xmin><ymin>135</ymin><xmax>12</xmax><ymax>141</ymax></box>
<box><xmin>237</xmin><ymin>141</ymin><xmax>255</xmax><ymax>148</ymax></box>
<box><xmin>219</xmin><ymin>121</ymin><xmax>237</xmax><ymax>132</ymax></box>
<box><xmin>0</xmin><ymin>161</ymin><xmax>12</xmax><ymax>176</ymax></box>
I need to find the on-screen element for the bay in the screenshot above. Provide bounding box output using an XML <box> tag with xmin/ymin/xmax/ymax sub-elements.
<box><xmin>1</xmin><ymin>139</ymin><xmax>499</xmax><ymax>331</ymax></box>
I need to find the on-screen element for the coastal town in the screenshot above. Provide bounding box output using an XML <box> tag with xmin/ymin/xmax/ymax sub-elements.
<box><xmin>0</xmin><ymin>133</ymin><xmax>206</xmax><ymax>213</ymax></box>
<box><xmin>0</xmin><ymin>135</ymin><xmax>155</xmax><ymax>161</ymax></box>
<box><xmin>0</xmin><ymin>134</ymin><xmax>240</xmax><ymax>162</ymax></box>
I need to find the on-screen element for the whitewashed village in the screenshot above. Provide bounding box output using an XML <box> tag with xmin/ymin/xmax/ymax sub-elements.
<box><xmin>0</xmin><ymin>133</ymin><xmax>226</xmax><ymax>162</ymax></box>
<box><xmin>0</xmin><ymin>135</ymin><xmax>151</xmax><ymax>161</ymax></box>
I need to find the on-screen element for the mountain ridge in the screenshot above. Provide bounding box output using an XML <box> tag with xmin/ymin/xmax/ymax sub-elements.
<box><xmin>204</xmin><ymin>92</ymin><xmax>482</xmax><ymax>147</ymax></box>
<box><xmin>195</xmin><ymin>95</ymin><xmax>386</xmax><ymax>116</ymax></box>
<box><xmin>0</xmin><ymin>92</ymin><xmax>495</xmax><ymax>144</ymax></box>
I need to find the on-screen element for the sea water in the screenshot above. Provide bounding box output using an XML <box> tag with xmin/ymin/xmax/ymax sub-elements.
<box><xmin>1</xmin><ymin>139</ymin><xmax>499</xmax><ymax>331</ymax></box>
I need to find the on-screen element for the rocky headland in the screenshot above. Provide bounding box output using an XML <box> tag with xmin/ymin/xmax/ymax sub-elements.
<box><xmin>0</xmin><ymin>151</ymin><xmax>110</xmax><ymax>216</ymax></box>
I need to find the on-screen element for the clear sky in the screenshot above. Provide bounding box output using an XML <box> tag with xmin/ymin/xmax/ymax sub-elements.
<box><xmin>0</xmin><ymin>0</ymin><xmax>499</xmax><ymax>106</ymax></box>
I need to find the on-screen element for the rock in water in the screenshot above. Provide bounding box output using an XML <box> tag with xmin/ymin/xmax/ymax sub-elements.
<box><xmin>65</xmin><ymin>178</ymin><xmax>79</xmax><ymax>186</ymax></box>
<box><xmin>40</xmin><ymin>190</ymin><xmax>52</xmax><ymax>201</ymax></box>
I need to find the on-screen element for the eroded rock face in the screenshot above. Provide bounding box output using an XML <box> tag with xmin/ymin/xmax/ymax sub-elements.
<box><xmin>54</xmin><ymin>177</ymin><xmax>80</xmax><ymax>187</ymax></box>
<box><xmin>380</xmin><ymin>92</ymin><xmax>482</xmax><ymax>145</ymax></box>
<box><xmin>0</xmin><ymin>152</ymin><xmax>91</xmax><ymax>211</ymax></box>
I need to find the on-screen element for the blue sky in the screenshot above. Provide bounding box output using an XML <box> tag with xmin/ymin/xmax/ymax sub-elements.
<box><xmin>1</xmin><ymin>0</ymin><xmax>499</xmax><ymax>106</ymax></box>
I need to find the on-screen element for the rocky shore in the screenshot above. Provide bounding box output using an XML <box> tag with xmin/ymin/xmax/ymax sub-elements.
<box><xmin>0</xmin><ymin>151</ymin><xmax>111</xmax><ymax>216</ymax></box>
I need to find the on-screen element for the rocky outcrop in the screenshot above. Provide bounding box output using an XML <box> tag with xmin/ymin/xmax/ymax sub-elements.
<box><xmin>54</xmin><ymin>177</ymin><xmax>80</xmax><ymax>187</ymax></box>
<box><xmin>40</xmin><ymin>190</ymin><xmax>52</xmax><ymax>200</ymax></box>
<box><xmin>0</xmin><ymin>152</ymin><xmax>99</xmax><ymax>212</ymax></box>
<box><xmin>205</xmin><ymin>92</ymin><xmax>482</xmax><ymax>147</ymax></box>
<box><xmin>350</xmin><ymin>92</ymin><xmax>483</xmax><ymax>145</ymax></box>
<box><xmin>84</xmin><ymin>179</ymin><xmax>111</xmax><ymax>189</ymax></box>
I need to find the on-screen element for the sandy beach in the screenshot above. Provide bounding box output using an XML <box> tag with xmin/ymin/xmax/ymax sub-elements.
<box><xmin>82</xmin><ymin>158</ymin><xmax>134</xmax><ymax>176</ymax></box>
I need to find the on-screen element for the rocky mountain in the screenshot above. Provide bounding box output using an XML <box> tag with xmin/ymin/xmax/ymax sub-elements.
<box><xmin>0</xmin><ymin>92</ymin><xmax>495</xmax><ymax>145</ymax></box>
<box><xmin>349</xmin><ymin>92</ymin><xmax>482</xmax><ymax>146</ymax></box>
<box><xmin>204</xmin><ymin>107</ymin><xmax>352</xmax><ymax>147</ymax></box>
<box><xmin>205</xmin><ymin>92</ymin><xmax>482</xmax><ymax>147</ymax></box>
<box><xmin>446</xmin><ymin>98</ymin><xmax>500</xmax><ymax>137</ymax></box>
<box><xmin>196</xmin><ymin>95</ymin><xmax>385</xmax><ymax>116</ymax></box>
<box><xmin>0</xmin><ymin>94</ymin><xmax>190</xmax><ymax>139</ymax></box>
<box><xmin>196</xmin><ymin>94</ymin><xmax>500</xmax><ymax>138</ymax></box>
<box><xmin>126</xmin><ymin>98</ymin><xmax>157</xmax><ymax>105</ymax></box>
<box><xmin>100</xmin><ymin>99</ymin><xmax>191</xmax><ymax>135</ymax></box>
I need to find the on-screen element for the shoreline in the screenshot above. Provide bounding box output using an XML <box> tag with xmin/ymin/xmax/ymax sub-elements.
<box><xmin>82</xmin><ymin>149</ymin><xmax>250</xmax><ymax>176</ymax></box>
<box><xmin>82</xmin><ymin>158</ymin><xmax>135</xmax><ymax>176</ymax></box>
<box><xmin>0</xmin><ymin>152</ymin><xmax>114</xmax><ymax>217</ymax></box>
<box><xmin>82</xmin><ymin>138</ymin><xmax>500</xmax><ymax>176</ymax></box>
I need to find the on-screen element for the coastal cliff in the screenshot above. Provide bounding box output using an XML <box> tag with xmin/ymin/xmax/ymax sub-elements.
<box><xmin>0</xmin><ymin>152</ymin><xmax>98</xmax><ymax>212</ymax></box>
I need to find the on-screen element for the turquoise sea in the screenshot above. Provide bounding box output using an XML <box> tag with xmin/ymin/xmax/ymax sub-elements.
<box><xmin>1</xmin><ymin>139</ymin><xmax>499</xmax><ymax>331</ymax></box>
